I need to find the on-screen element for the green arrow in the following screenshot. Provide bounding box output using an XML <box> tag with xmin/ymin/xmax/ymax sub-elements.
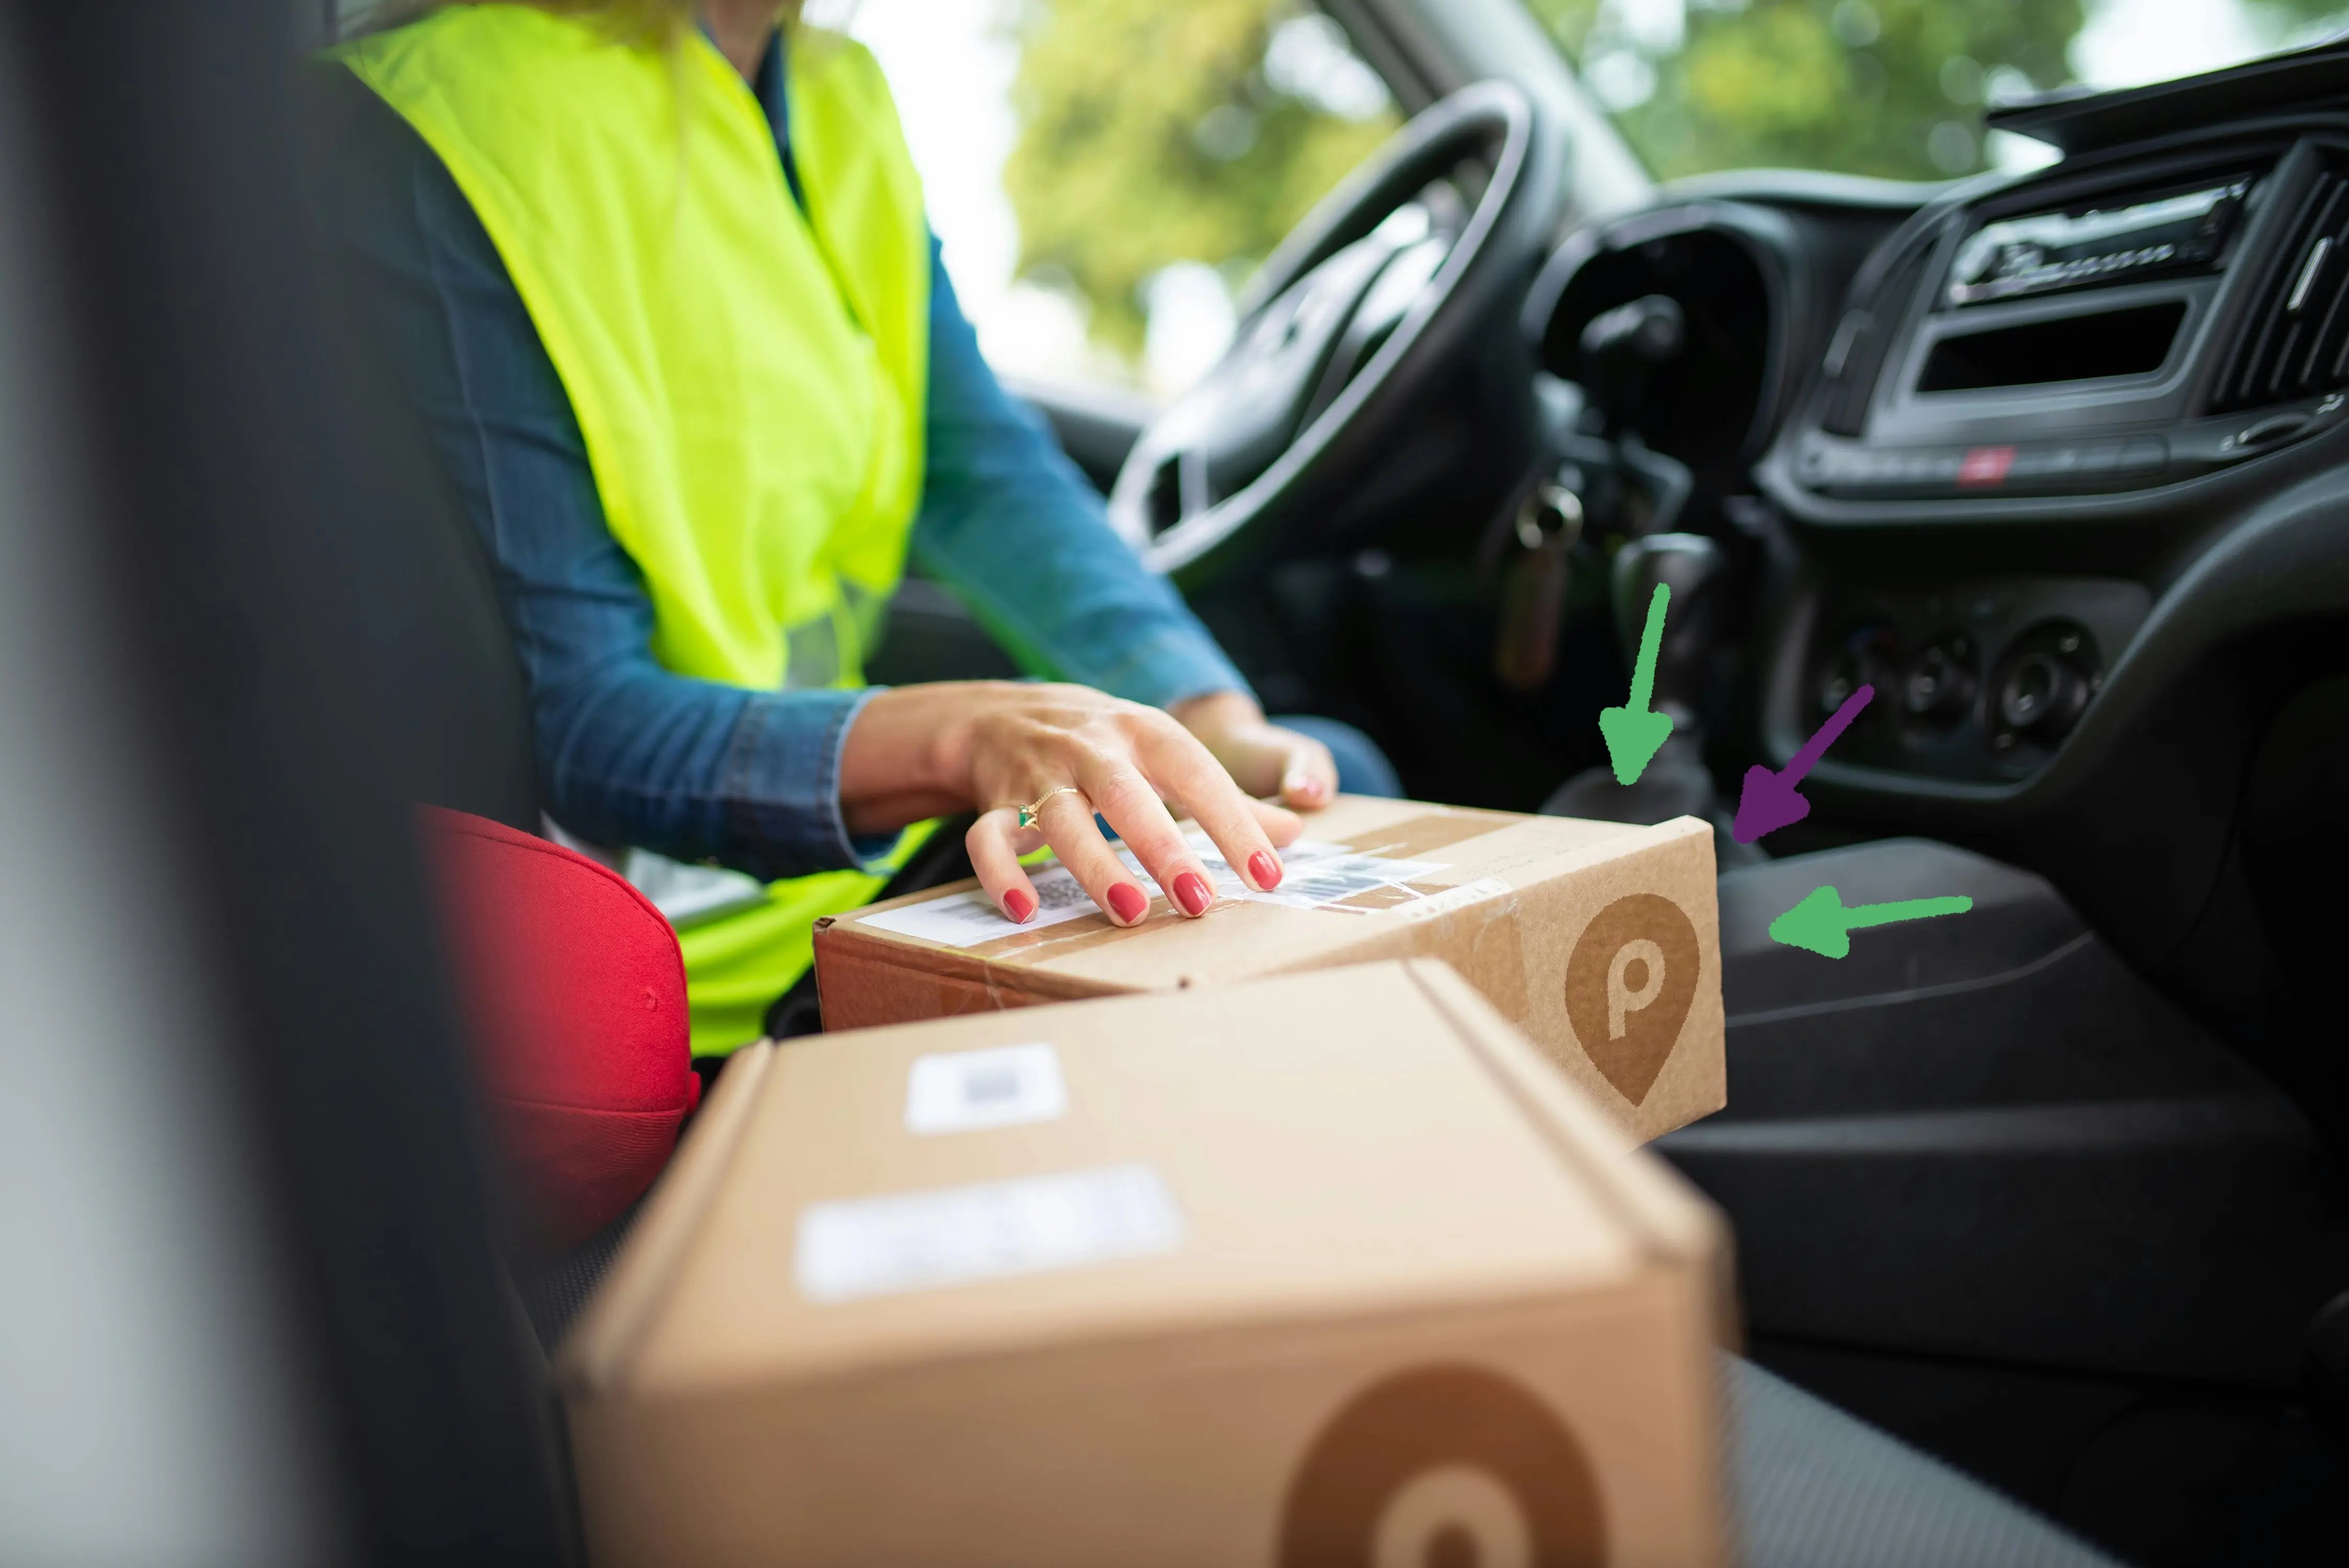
<box><xmin>1768</xmin><ymin>885</ymin><xmax>1975</xmax><ymax>959</ymax></box>
<box><xmin>1598</xmin><ymin>582</ymin><xmax>1675</xmax><ymax>785</ymax></box>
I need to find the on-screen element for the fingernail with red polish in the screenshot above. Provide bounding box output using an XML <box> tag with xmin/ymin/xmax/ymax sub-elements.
<box><xmin>1004</xmin><ymin>889</ymin><xmax>1036</xmax><ymax>924</ymax></box>
<box><xmin>1172</xmin><ymin>871</ymin><xmax>1213</xmax><ymax>917</ymax></box>
<box><xmin>1107</xmin><ymin>882</ymin><xmax>1148</xmax><ymax>924</ymax></box>
<box><xmin>1248</xmin><ymin>850</ymin><xmax>1283</xmax><ymax>890</ymax></box>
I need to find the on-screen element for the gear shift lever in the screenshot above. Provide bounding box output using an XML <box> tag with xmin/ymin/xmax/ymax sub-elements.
<box><xmin>1528</xmin><ymin>297</ymin><xmax>1752</xmax><ymax>854</ymax></box>
<box><xmin>1543</xmin><ymin>532</ymin><xmax>1754</xmax><ymax>859</ymax></box>
<box><xmin>1612</xmin><ymin>532</ymin><xmax>1724</xmax><ymax>729</ymax></box>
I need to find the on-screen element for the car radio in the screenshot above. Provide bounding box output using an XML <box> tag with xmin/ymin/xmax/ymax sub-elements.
<box><xmin>1943</xmin><ymin>172</ymin><xmax>2256</xmax><ymax>307</ymax></box>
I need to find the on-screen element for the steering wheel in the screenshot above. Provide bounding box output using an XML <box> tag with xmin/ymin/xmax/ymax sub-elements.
<box><xmin>1107</xmin><ymin>79</ymin><xmax>1563</xmax><ymax>584</ymax></box>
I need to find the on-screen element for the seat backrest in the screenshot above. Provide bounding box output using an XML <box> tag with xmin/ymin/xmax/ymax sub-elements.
<box><xmin>294</xmin><ymin>62</ymin><xmax>544</xmax><ymax>833</ymax></box>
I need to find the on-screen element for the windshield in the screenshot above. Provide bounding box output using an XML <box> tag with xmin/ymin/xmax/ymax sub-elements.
<box><xmin>1521</xmin><ymin>0</ymin><xmax>2349</xmax><ymax>181</ymax></box>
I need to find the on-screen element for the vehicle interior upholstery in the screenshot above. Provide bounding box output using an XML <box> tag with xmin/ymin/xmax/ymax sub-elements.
<box><xmin>4</xmin><ymin>2</ymin><xmax>2343</xmax><ymax>1564</ymax></box>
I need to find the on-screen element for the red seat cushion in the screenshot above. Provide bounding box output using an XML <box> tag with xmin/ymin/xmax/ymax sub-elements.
<box><xmin>417</xmin><ymin>806</ymin><xmax>699</xmax><ymax>1248</ymax></box>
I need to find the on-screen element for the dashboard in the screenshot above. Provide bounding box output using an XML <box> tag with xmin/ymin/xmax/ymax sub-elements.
<box><xmin>1521</xmin><ymin>48</ymin><xmax>2349</xmax><ymax>987</ymax></box>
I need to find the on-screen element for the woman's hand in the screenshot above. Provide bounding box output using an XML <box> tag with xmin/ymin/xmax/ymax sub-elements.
<box><xmin>840</xmin><ymin>682</ymin><xmax>1305</xmax><ymax>927</ymax></box>
<box><xmin>1168</xmin><ymin>689</ymin><xmax>1338</xmax><ymax>810</ymax></box>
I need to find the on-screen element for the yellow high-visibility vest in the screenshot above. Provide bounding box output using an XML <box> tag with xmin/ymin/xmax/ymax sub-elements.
<box><xmin>345</xmin><ymin>4</ymin><xmax>934</xmax><ymax>1052</ymax></box>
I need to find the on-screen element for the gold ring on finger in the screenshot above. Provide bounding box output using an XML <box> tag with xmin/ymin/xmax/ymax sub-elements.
<box><xmin>1014</xmin><ymin>785</ymin><xmax>1086</xmax><ymax>829</ymax></box>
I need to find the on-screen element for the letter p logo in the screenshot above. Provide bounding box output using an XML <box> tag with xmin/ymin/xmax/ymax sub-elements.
<box><xmin>1606</xmin><ymin>938</ymin><xmax>1665</xmax><ymax>1040</ymax></box>
<box><xmin>1565</xmin><ymin>895</ymin><xmax>1700</xmax><ymax>1105</ymax></box>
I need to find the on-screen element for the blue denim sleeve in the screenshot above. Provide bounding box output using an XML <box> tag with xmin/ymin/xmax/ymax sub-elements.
<box><xmin>912</xmin><ymin>237</ymin><xmax>1253</xmax><ymax>710</ymax></box>
<box><xmin>321</xmin><ymin>97</ymin><xmax>884</xmax><ymax>882</ymax></box>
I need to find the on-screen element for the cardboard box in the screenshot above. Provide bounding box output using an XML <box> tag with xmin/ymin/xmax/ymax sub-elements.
<box><xmin>816</xmin><ymin>794</ymin><xmax>1724</xmax><ymax>1142</ymax></box>
<box><xmin>559</xmin><ymin>960</ymin><xmax>1731</xmax><ymax>1567</ymax></box>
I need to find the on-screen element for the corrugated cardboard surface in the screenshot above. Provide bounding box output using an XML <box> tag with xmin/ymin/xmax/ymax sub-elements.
<box><xmin>816</xmin><ymin>795</ymin><xmax>1726</xmax><ymax>1143</ymax></box>
<box><xmin>559</xmin><ymin>961</ymin><xmax>1729</xmax><ymax>1568</ymax></box>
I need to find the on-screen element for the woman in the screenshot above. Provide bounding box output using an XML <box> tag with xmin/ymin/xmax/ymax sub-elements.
<box><xmin>327</xmin><ymin>0</ymin><xmax>1397</xmax><ymax>1053</ymax></box>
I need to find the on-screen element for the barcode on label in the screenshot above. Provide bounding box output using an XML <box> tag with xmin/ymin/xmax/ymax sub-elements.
<box><xmin>1026</xmin><ymin>871</ymin><xmax>1100</xmax><ymax>915</ymax></box>
<box><xmin>1387</xmin><ymin>877</ymin><xmax>1514</xmax><ymax>924</ymax></box>
<box><xmin>1251</xmin><ymin>852</ymin><xmax>1449</xmax><ymax>909</ymax></box>
<box><xmin>960</xmin><ymin>1066</ymin><xmax>1022</xmax><ymax>1104</ymax></box>
<box><xmin>904</xmin><ymin>1042</ymin><xmax>1067</xmax><ymax>1135</ymax></box>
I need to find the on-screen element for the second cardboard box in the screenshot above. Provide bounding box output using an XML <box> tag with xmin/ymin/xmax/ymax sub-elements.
<box><xmin>559</xmin><ymin>960</ymin><xmax>1732</xmax><ymax>1566</ymax></box>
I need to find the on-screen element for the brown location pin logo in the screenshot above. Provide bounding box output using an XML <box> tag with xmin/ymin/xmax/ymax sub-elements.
<box><xmin>1563</xmin><ymin>894</ymin><xmax>1699</xmax><ymax>1106</ymax></box>
<box><xmin>1277</xmin><ymin>1364</ymin><xmax>1606</xmax><ymax>1568</ymax></box>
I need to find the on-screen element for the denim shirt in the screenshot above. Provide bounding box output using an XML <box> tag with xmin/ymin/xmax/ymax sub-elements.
<box><xmin>325</xmin><ymin>41</ymin><xmax>1249</xmax><ymax>883</ymax></box>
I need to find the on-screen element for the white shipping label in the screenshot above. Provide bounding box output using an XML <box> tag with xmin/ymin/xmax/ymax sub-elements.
<box><xmin>793</xmin><ymin>1163</ymin><xmax>1185</xmax><ymax>1304</ymax></box>
<box><xmin>854</xmin><ymin>835</ymin><xmax>1444</xmax><ymax>949</ymax></box>
<box><xmin>857</xmin><ymin>867</ymin><xmax>1101</xmax><ymax>946</ymax></box>
<box><xmin>1127</xmin><ymin>834</ymin><xmax>1447</xmax><ymax>912</ymax></box>
<box><xmin>904</xmin><ymin>1042</ymin><xmax>1068</xmax><ymax>1135</ymax></box>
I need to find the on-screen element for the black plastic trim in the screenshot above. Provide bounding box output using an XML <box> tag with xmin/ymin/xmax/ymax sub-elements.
<box><xmin>1521</xmin><ymin>197</ymin><xmax>1806</xmax><ymax>458</ymax></box>
<box><xmin>1989</xmin><ymin>39</ymin><xmax>2349</xmax><ymax>155</ymax></box>
<box><xmin>1758</xmin><ymin>457</ymin><xmax>2349</xmax><ymax>808</ymax></box>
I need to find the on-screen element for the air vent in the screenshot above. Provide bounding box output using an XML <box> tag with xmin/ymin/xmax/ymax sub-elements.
<box><xmin>1817</xmin><ymin>240</ymin><xmax>1936</xmax><ymax>436</ymax></box>
<box><xmin>2210</xmin><ymin>155</ymin><xmax>2349</xmax><ymax>412</ymax></box>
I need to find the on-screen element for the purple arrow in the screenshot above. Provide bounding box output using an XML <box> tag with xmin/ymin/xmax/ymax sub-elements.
<box><xmin>1733</xmin><ymin>684</ymin><xmax>1874</xmax><ymax>844</ymax></box>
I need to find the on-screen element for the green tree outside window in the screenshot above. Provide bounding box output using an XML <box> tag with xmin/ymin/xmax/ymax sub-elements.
<box><xmin>1521</xmin><ymin>0</ymin><xmax>2349</xmax><ymax>183</ymax></box>
<box><xmin>994</xmin><ymin>0</ymin><xmax>2349</xmax><ymax>371</ymax></box>
<box><xmin>1526</xmin><ymin>0</ymin><xmax>2082</xmax><ymax>181</ymax></box>
<box><xmin>1001</xmin><ymin>0</ymin><xmax>1397</xmax><ymax>366</ymax></box>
